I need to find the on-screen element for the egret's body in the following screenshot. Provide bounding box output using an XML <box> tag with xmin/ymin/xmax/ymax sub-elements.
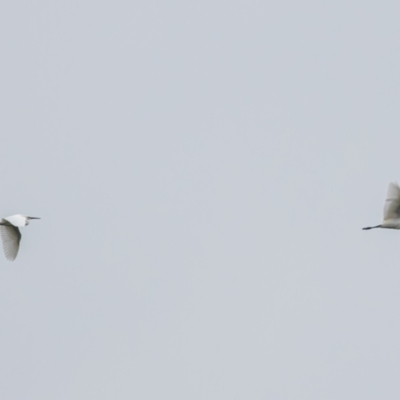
<box><xmin>0</xmin><ymin>214</ymin><xmax>40</xmax><ymax>261</ymax></box>
<box><xmin>363</xmin><ymin>182</ymin><xmax>400</xmax><ymax>230</ymax></box>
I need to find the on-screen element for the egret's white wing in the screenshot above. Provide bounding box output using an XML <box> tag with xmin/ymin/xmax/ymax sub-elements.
<box><xmin>383</xmin><ymin>182</ymin><xmax>400</xmax><ymax>220</ymax></box>
<box><xmin>0</xmin><ymin>222</ymin><xmax>21</xmax><ymax>261</ymax></box>
<box><xmin>4</xmin><ymin>214</ymin><xmax>26</xmax><ymax>227</ymax></box>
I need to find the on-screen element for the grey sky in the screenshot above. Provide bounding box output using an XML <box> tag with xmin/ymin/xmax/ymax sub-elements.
<box><xmin>0</xmin><ymin>1</ymin><xmax>399</xmax><ymax>399</ymax></box>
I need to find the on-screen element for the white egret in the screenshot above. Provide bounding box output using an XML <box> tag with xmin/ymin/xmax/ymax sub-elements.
<box><xmin>363</xmin><ymin>182</ymin><xmax>400</xmax><ymax>230</ymax></box>
<box><xmin>0</xmin><ymin>215</ymin><xmax>40</xmax><ymax>261</ymax></box>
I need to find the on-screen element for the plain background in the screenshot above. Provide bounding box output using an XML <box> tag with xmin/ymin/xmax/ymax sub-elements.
<box><xmin>0</xmin><ymin>1</ymin><xmax>399</xmax><ymax>399</ymax></box>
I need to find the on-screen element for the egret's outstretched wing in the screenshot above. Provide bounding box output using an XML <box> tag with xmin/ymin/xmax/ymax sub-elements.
<box><xmin>0</xmin><ymin>222</ymin><xmax>21</xmax><ymax>261</ymax></box>
<box><xmin>383</xmin><ymin>182</ymin><xmax>400</xmax><ymax>220</ymax></box>
<box><xmin>4</xmin><ymin>214</ymin><xmax>26</xmax><ymax>227</ymax></box>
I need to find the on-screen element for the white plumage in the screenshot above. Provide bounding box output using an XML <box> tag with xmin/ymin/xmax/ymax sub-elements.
<box><xmin>0</xmin><ymin>214</ymin><xmax>40</xmax><ymax>261</ymax></box>
<box><xmin>363</xmin><ymin>182</ymin><xmax>400</xmax><ymax>230</ymax></box>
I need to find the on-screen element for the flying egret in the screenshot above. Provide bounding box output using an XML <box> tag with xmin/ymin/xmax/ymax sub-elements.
<box><xmin>363</xmin><ymin>182</ymin><xmax>400</xmax><ymax>230</ymax></box>
<box><xmin>0</xmin><ymin>215</ymin><xmax>40</xmax><ymax>261</ymax></box>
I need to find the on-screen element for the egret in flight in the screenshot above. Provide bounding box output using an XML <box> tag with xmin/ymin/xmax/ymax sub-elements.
<box><xmin>0</xmin><ymin>215</ymin><xmax>40</xmax><ymax>261</ymax></box>
<box><xmin>363</xmin><ymin>182</ymin><xmax>400</xmax><ymax>231</ymax></box>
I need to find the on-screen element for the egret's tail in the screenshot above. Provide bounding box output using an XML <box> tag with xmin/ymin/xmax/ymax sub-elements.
<box><xmin>362</xmin><ymin>225</ymin><xmax>381</xmax><ymax>230</ymax></box>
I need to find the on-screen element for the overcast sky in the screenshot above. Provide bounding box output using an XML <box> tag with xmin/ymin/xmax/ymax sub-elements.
<box><xmin>0</xmin><ymin>1</ymin><xmax>400</xmax><ymax>399</ymax></box>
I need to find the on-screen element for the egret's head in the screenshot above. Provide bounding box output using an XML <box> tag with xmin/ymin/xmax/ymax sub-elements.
<box><xmin>26</xmin><ymin>216</ymin><xmax>40</xmax><ymax>226</ymax></box>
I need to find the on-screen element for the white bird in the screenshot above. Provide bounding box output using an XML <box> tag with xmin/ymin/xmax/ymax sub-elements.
<box><xmin>0</xmin><ymin>214</ymin><xmax>40</xmax><ymax>261</ymax></box>
<box><xmin>363</xmin><ymin>182</ymin><xmax>400</xmax><ymax>231</ymax></box>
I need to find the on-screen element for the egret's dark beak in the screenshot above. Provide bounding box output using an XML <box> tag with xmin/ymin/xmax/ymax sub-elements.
<box><xmin>29</xmin><ymin>217</ymin><xmax>41</xmax><ymax>219</ymax></box>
